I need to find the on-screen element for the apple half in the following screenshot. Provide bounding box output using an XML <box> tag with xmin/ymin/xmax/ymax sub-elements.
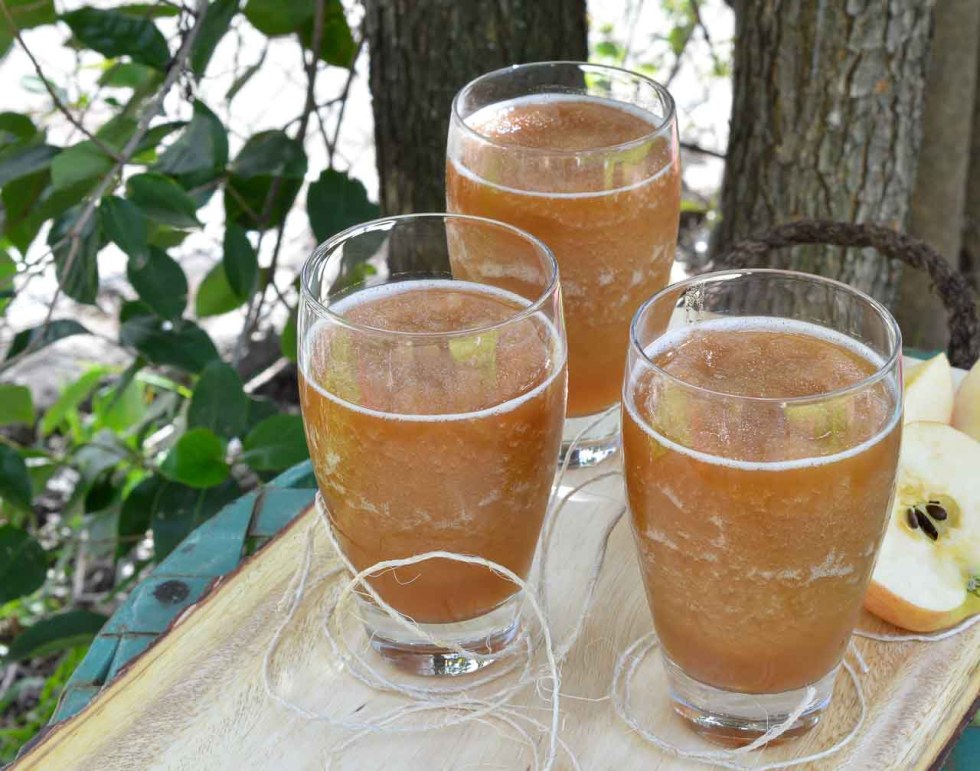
<box><xmin>952</xmin><ymin>358</ymin><xmax>980</xmax><ymax>442</ymax></box>
<box><xmin>903</xmin><ymin>353</ymin><xmax>954</xmax><ymax>424</ymax></box>
<box><xmin>864</xmin><ymin>421</ymin><xmax>980</xmax><ymax>632</ymax></box>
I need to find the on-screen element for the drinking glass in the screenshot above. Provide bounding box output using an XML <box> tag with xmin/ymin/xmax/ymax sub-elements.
<box><xmin>448</xmin><ymin>61</ymin><xmax>680</xmax><ymax>467</ymax></box>
<box><xmin>622</xmin><ymin>269</ymin><xmax>902</xmax><ymax>743</ymax></box>
<box><xmin>298</xmin><ymin>214</ymin><xmax>567</xmax><ymax>676</ymax></box>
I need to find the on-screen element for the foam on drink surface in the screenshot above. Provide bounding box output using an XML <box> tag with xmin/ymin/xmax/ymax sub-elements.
<box><xmin>301</xmin><ymin>280</ymin><xmax>565</xmax><ymax>422</ymax></box>
<box><xmin>625</xmin><ymin>316</ymin><xmax>901</xmax><ymax>470</ymax></box>
<box><xmin>451</xmin><ymin>94</ymin><xmax>675</xmax><ymax>197</ymax></box>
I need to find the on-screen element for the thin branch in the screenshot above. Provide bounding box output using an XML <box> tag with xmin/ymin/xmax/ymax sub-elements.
<box><xmin>689</xmin><ymin>0</ymin><xmax>725</xmax><ymax>75</ymax></box>
<box><xmin>680</xmin><ymin>140</ymin><xmax>726</xmax><ymax>159</ymax></box>
<box><xmin>665</xmin><ymin>23</ymin><xmax>695</xmax><ymax>87</ymax></box>
<box><xmin>326</xmin><ymin>38</ymin><xmax>364</xmax><ymax>164</ymax></box>
<box><xmin>0</xmin><ymin>0</ymin><xmax>123</xmax><ymax>161</ymax></box>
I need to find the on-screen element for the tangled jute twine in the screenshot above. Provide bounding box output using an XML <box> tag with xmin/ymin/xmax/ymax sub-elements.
<box><xmin>261</xmin><ymin>410</ymin><xmax>980</xmax><ymax>769</ymax></box>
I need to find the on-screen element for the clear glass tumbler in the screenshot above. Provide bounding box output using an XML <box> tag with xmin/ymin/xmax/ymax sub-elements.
<box><xmin>448</xmin><ymin>61</ymin><xmax>680</xmax><ymax>467</ymax></box>
<box><xmin>622</xmin><ymin>269</ymin><xmax>902</xmax><ymax>743</ymax></box>
<box><xmin>298</xmin><ymin>214</ymin><xmax>567</xmax><ymax>676</ymax></box>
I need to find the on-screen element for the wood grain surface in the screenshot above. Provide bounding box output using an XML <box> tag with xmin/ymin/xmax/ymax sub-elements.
<box><xmin>13</xmin><ymin>366</ymin><xmax>979</xmax><ymax>771</ymax></box>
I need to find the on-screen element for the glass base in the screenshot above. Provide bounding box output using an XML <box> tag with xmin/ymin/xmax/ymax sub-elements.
<box><xmin>361</xmin><ymin>594</ymin><xmax>522</xmax><ymax>677</ymax></box>
<box><xmin>665</xmin><ymin>656</ymin><xmax>837</xmax><ymax>747</ymax></box>
<box><xmin>560</xmin><ymin>407</ymin><xmax>621</xmax><ymax>469</ymax></box>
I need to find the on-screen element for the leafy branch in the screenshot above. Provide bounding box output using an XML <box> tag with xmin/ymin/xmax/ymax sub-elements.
<box><xmin>0</xmin><ymin>0</ymin><xmax>123</xmax><ymax>162</ymax></box>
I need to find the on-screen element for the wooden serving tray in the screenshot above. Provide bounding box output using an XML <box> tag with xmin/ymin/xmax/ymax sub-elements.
<box><xmin>13</xmin><ymin>367</ymin><xmax>979</xmax><ymax>770</ymax></box>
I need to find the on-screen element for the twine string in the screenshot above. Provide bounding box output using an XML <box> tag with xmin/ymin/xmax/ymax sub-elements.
<box><xmin>262</xmin><ymin>442</ymin><xmax>980</xmax><ymax>769</ymax></box>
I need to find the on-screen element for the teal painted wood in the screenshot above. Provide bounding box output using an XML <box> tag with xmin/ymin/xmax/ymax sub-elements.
<box><xmin>50</xmin><ymin>462</ymin><xmax>316</xmax><ymax>724</ymax></box>
<box><xmin>43</xmin><ymin>458</ymin><xmax>980</xmax><ymax>765</ymax></box>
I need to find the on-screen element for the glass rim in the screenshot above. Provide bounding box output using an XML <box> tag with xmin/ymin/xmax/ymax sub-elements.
<box><xmin>450</xmin><ymin>60</ymin><xmax>677</xmax><ymax>158</ymax></box>
<box><xmin>628</xmin><ymin>268</ymin><xmax>903</xmax><ymax>406</ymax></box>
<box><xmin>300</xmin><ymin>212</ymin><xmax>561</xmax><ymax>340</ymax></box>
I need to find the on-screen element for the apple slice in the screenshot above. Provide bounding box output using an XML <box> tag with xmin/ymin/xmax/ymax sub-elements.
<box><xmin>903</xmin><ymin>353</ymin><xmax>954</xmax><ymax>424</ymax></box>
<box><xmin>864</xmin><ymin>421</ymin><xmax>980</xmax><ymax>632</ymax></box>
<box><xmin>952</xmin><ymin>359</ymin><xmax>980</xmax><ymax>442</ymax></box>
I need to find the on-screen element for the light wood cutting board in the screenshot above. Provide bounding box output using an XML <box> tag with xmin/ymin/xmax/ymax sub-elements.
<box><xmin>12</xmin><ymin>364</ymin><xmax>979</xmax><ymax>771</ymax></box>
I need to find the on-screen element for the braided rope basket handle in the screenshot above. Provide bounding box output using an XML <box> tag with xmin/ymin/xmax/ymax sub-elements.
<box><xmin>720</xmin><ymin>220</ymin><xmax>980</xmax><ymax>369</ymax></box>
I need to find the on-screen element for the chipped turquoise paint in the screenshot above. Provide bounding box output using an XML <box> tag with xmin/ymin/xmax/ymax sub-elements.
<box><xmin>50</xmin><ymin>462</ymin><xmax>316</xmax><ymax>724</ymax></box>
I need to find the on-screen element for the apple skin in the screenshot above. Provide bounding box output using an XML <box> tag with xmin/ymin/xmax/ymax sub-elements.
<box><xmin>864</xmin><ymin>579</ymin><xmax>979</xmax><ymax>633</ymax></box>
<box><xmin>903</xmin><ymin>353</ymin><xmax>954</xmax><ymax>424</ymax></box>
<box><xmin>952</xmin><ymin>359</ymin><xmax>980</xmax><ymax>442</ymax></box>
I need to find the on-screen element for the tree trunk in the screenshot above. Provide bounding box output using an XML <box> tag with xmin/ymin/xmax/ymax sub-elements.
<box><xmin>364</xmin><ymin>0</ymin><xmax>588</xmax><ymax>217</ymax></box>
<box><xmin>712</xmin><ymin>0</ymin><xmax>935</xmax><ymax>307</ymax></box>
<box><xmin>900</xmin><ymin>0</ymin><xmax>980</xmax><ymax>350</ymax></box>
<box><xmin>964</xmin><ymin>13</ymin><xmax>980</xmax><ymax>295</ymax></box>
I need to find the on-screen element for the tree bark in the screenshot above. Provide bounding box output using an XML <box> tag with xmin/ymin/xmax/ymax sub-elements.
<box><xmin>963</xmin><ymin>12</ymin><xmax>980</xmax><ymax>295</ymax></box>
<box><xmin>900</xmin><ymin>0</ymin><xmax>980</xmax><ymax>350</ymax></box>
<box><xmin>364</xmin><ymin>0</ymin><xmax>588</xmax><ymax>217</ymax></box>
<box><xmin>712</xmin><ymin>0</ymin><xmax>935</xmax><ymax>307</ymax></box>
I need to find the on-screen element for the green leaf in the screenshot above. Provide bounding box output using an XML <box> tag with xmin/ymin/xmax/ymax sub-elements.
<box><xmin>160</xmin><ymin>427</ymin><xmax>229</xmax><ymax>488</ymax></box>
<box><xmin>92</xmin><ymin>377</ymin><xmax>144</xmax><ymax>432</ymax></box>
<box><xmin>119</xmin><ymin>299</ymin><xmax>154</xmax><ymax>323</ymax></box>
<box><xmin>307</xmin><ymin>168</ymin><xmax>379</xmax><ymax>242</ymax></box>
<box><xmin>2</xmin><ymin>170</ymin><xmax>48</xmax><ymax>253</ymax></box>
<box><xmin>0</xmin><ymin>447</ymin><xmax>32</xmax><ymax>513</ymax></box>
<box><xmin>242</xmin><ymin>414</ymin><xmax>309</xmax><ymax>471</ymax></box>
<box><xmin>231</xmin><ymin>131</ymin><xmax>306</xmax><ymax>179</ymax></box>
<box><xmin>0</xmin><ymin>384</ymin><xmax>34</xmax><ymax>426</ymax></box>
<box><xmin>74</xmin><ymin>429</ymin><xmax>130</xmax><ymax>484</ymax></box>
<box><xmin>5</xmin><ymin>319</ymin><xmax>90</xmax><ymax>361</ymax></box>
<box><xmin>100</xmin><ymin>195</ymin><xmax>148</xmax><ymax>258</ymax></box>
<box><xmin>134</xmin><ymin>120</ymin><xmax>186</xmax><ymax>155</ymax></box>
<box><xmin>224</xmin><ymin>174</ymin><xmax>301</xmax><ymax>231</ymax></box>
<box><xmin>96</xmin><ymin>115</ymin><xmax>138</xmax><ymax>147</ymax></box>
<box><xmin>127</xmin><ymin>246</ymin><xmax>188</xmax><ymax>320</ymax></box>
<box><xmin>280</xmin><ymin>307</ymin><xmax>297</xmax><ymax>362</ymax></box>
<box><xmin>62</xmin><ymin>7</ymin><xmax>170</xmax><ymax>69</ymax></box>
<box><xmin>156</xmin><ymin>100</ymin><xmax>228</xmax><ymax>176</ymax></box>
<box><xmin>41</xmin><ymin>366</ymin><xmax>108</xmax><ymax>435</ymax></box>
<box><xmin>0</xmin><ymin>250</ymin><xmax>16</xmax><ymax>314</ymax></box>
<box><xmin>119</xmin><ymin>316</ymin><xmax>218</xmax><ymax>373</ymax></box>
<box><xmin>0</xmin><ymin>525</ymin><xmax>45</xmax><ymax>604</ymax></box>
<box><xmin>595</xmin><ymin>40</ymin><xmax>620</xmax><ymax>58</ymax></box>
<box><xmin>188</xmin><ymin>361</ymin><xmax>248</xmax><ymax>439</ymax></box>
<box><xmin>48</xmin><ymin>206</ymin><xmax>101</xmax><ymax>304</ymax></box>
<box><xmin>126</xmin><ymin>173</ymin><xmax>200</xmax><ymax>228</ymax></box>
<box><xmin>0</xmin><ymin>0</ymin><xmax>57</xmax><ymax>59</ymax></box>
<box><xmin>0</xmin><ymin>112</ymin><xmax>36</xmax><ymax>145</ymax></box>
<box><xmin>6</xmin><ymin>611</ymin><xmax>107</xmax><ymax>661</ymax></box>
<box><xmin>196</xmin><ymin>263</ymin><xmax>245</xmax><ymax>317</ymax></box>
<box><xmin>244</xmin><ymin>0</ymin><xmax>313</xmax><ymax>36</ymax></box>
<box><xmin>0</xmin><ymin>143</ymin><xmax>58</xmax><ymax>187</ymax></box>
<box><xmin>148</xmin><ymin>224</ymin><xmax>190</xmax><ymax>248</ymax></box>
<box><xmin>225</xmin><ymin>49</ymin><xmax>265</xmax><ymax>102</ymax></box>
<box><xmin>49</xmin><ymin>141</ymin><xmax>113</xmax><ymax>191</ymax></box>
<box><xmin>118</xmin><ymin>474</ymin><xmax>159</xmax><ymax>544</ymax></box>
<box><xmin>191</xmin><ymin>0</ymin><xmax>240</xmax><ymax>78</ymax></box>
<box><xmin>244</xmin><ymin>395</ymin><xmax>278</xmax><ymax>432</ymax></box>
<box><xmin>150</xmin><ymin>476</ymin><xmax>240</xmax><ymax>558</ymax></box>
<box><xmin>668</xmin><ymin>24</ymin><xmax>692</xmax><ymax>56</ymax></box>
<box><xmin>98</xmin><ymin>61</ymin><xmax>158</xmax><ymax>89</ymax></box>
<box><xmin>117</xmin><ymin>3</ymin><xmax>181</xmax><ymax>18</ymax></box>
<box><xmin>224</xmin><ymin>131</ymin><xmax>307</xmax><ymax>230</ymax></box>
<box><xmin>222</xmin><ymin>223</ymin><xmax>257</xmax><ymax>297</ymax></box>
<box><xmin>298</xmin><ymin>0</ymin><xmax>355</xmax><ymax>67</ymax></box>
